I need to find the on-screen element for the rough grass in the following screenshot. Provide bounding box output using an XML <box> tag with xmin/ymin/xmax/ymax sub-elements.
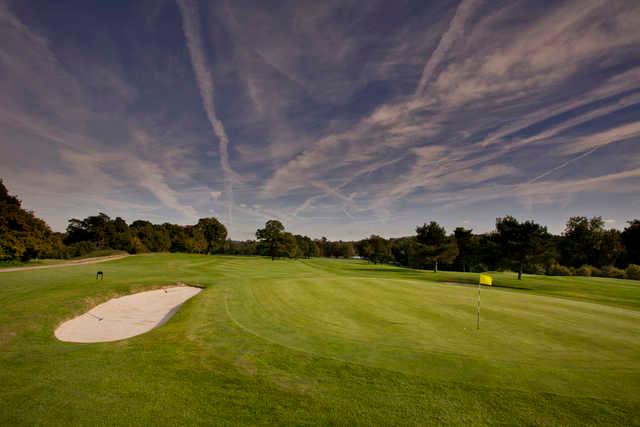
<box><xmin>0</xmin><ymin>254</ymin><xmax>638</xmax><ymax>425</ymax></box>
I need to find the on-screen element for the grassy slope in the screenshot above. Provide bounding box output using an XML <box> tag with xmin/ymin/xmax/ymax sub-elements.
<box><xmin>0</xmin><ymin>254</ymin><xmax>638</xmax><ymax>425</ymax></box>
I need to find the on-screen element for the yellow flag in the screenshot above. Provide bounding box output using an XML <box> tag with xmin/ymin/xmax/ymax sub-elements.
<box><xmin>479</xmin><ymin>274</ymin><xmax>492</xmax><ymax>286</ymax></box>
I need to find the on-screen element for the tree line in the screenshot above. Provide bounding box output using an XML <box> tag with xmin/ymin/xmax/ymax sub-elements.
<box><xmin>382</xmin><ymin>217</ymin><xmax>640</xmax><ymax>280</ymax></box>
<box><xmin>1</xmin><ymin>180</ymin><xmax>639</xmax><ymax>280</ymax></box>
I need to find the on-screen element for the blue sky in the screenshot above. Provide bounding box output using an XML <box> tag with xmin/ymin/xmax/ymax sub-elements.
<box><xmin>1</xmin><ymin>0</ymin><xmax>639</xmax><ymax>240</ymax></box>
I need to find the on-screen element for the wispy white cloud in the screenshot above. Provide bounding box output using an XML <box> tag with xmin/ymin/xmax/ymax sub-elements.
<box><xmin>415</xmin><ymin>0</ymin><xmax>481</xmax><ymax>96</ymax></box>
<box><xmin>412</xmin><ymin>168</ymin><xmax>640</xmax><ymax>210</ymax></box>
<box><xmin>258</xmin><ymin>0</ymin><xmax>640</xmax><ymax>227</ymax></box>
<box><xmin>177</xmin><ymin>0</ymin><xmax>236</xmax><ymax>224</ymax></box>
<box><xmin>561</xmin><ymin>121</ymin><xmax>640</xmax><ymax>155</ymax></box>
<box><xmin>2</xmin><ymin>0</ymin><xmax>640</xmax><ymax>239</ymax></box>
<box><xmin>0</xmin><ymin>2</ymin><xmax>209</xmax><ymax>228</ymax></box>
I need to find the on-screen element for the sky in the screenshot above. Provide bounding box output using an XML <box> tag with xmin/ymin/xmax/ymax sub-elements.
<box><xmin>1</xmin><ymin>0</ymin><xmax>639</xmax><ymax>240</ymax></box>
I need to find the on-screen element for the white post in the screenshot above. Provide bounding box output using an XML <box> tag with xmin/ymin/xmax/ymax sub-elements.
<box><xmin>477</xmin><ymin>282</ymin><xmax>481</xmax><ymax>330</ymax></box>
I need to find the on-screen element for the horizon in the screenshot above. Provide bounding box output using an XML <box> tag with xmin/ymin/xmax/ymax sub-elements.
<box><xmin>1</xmin><ymin>0</ymin><xmax>639</xmax><ymax>240</ymax></box>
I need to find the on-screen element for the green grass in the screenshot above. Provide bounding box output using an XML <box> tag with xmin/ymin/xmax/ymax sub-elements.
<box><xmin>0</xmin><ymin>254</ymin><xmax>638</xmax><ymax>425</ymax></box>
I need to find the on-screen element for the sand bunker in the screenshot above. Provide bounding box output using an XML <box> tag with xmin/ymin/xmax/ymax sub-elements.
<box><xmin>55</xmin><ymin>286</ymin><xmax>201</xmax><ymax>343</ymax></box>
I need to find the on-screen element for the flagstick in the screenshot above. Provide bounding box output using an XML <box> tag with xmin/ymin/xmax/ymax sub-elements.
<box><xmin>477</xmin><ymin>282</ymin><xmax>481</xmax><ymax>330</ymax></box>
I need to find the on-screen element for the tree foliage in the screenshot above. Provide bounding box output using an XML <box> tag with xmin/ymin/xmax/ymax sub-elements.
<box><xmin>256</xmin><ymin>220</ymin><xmax>287</xmax><ymax>260</ymax></box>
<box><xmin>453</xmin><ymin>227</ymin><xmax>478</xmax><ymax>272</ymax></box>
<box><xmin>495</xmin><ymin>216</ymin><xmax>553</xmax><ymax>280</ymax></box>
<box><xmin>0</xmin><ymin>180</ymin><xmax>60</xmax><ymax>261</ymax></box>
<box><xmin>622</xmin><ymin>220</ymin><xmax>640</xmax><ymax>267</ymax></box>
<box><xmin>358</xmin><ymin>235</ymin><xmax>392</xmax><ymax>264</ymax></box>
<box><xmin>415</xmin><ymin>222</ymin><xmax>459</xmax><ymax>272</ymax></box>
<box><xmin>196</xmin><ymin>218</ymin><xmax>228</xmax><ymax>254</ymax></box>
<box><xmin>560</xmin><ymin>216</ymin><xmax>622</xmax><ymax>268</ymax></box>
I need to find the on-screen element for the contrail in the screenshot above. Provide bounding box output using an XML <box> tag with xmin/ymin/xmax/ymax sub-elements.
<box><xmin>527</xmin><ymin>146</ymin><xmax>601</xmax><ymax>184</ymax></box>
<box><xmin>177</xmin><ymin>0</ymin><xmax>235</xmax><ymax>225</ymax></box>
<box><xmin>415</xmin><ymin>0</ymin><xmax>480</xmax><ymax>96</ymax></box>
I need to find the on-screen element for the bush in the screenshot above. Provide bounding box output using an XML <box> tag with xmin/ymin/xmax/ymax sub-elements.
<box><xmin>472</xmin><ymin>263</ymin><xmax>488</xmax><ymax>272</ymax></box>
<box><xmin>625</xmin><ymin>264</ymin><xmax>640</xmax><ymax>280</ymax></box>
<box><xmin>66</xmin><ymin>241</ymin><xmax>97</xmax><ymax>258</ymax></box>
<box><xmin>526</xmin><ymin>264</ymin><xmax>546</xmax><ymax>275</ymax></box>
<box><xmin>130</xmin><ymin>236</ymin><xmax>148</xmax><ymax>254</ymax></box>
<box><xmin>600</xmin><ymin>265</ymin><xmax>625</xmax><ymax>279</ymax></box>
<box><xmin>590</xmin><ymin>266</ymin><xmax>602</xmax><ymax>277</ymax></box>
<box><xmin>575</xmin><ymin>265</ymin><xmax>593</xmax><ymax>276</ymax></box>
<box><xmin>547</xmin><ymin>263</ymin><xmax>573</xmax><ymax>276</ymax></box>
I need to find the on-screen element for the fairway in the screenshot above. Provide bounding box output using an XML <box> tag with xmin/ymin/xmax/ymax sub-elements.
<box><xmin>1</xmin><ymin>254</ymin><xmax>639</xmax><ymax>425</ymax></box>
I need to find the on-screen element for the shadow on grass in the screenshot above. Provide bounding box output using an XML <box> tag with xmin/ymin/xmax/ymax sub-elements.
<box><xmin>346</xmin><ymin>265</ymin><xmax>534</xmax><ymax>291</ymax></box>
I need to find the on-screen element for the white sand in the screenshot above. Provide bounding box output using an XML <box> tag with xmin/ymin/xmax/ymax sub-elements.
<box><xmin>55</xmin><ymin>286</ymin><xmax>201</xmax><ymax>343</ymax></box>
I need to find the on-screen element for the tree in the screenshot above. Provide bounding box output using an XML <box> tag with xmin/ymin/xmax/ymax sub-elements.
<box><xmin>224</xmin><ymin>239</ymin><xmax>257</xmax><ymax>255</ymax></box>
<box><xmin>65</xmin><ymin>213</ymin><xmax>112</xmax><ymax>247</ymax></box>
<box><xmin>342</xmin><ymin>242</ymin><xmax>355</xmax><ymax>258</ymax></box>
<box><xmin>495</xmin><ymin>216</ymin><xmax>552</xmax><ymax>280</ymax></box>
<box><xmin>560</xmin><ymin>216</ymin><xmax>622</xmax><ymax>268</ymax></box>
<box><xmin>294</xmin><ymin>235</ymin><xmax>307</xmax><ymax>258</ymax></box>
<box><xmin>256</xmin><ymin>220</ymin><xmax>287</xmax><ymax>260</ymax></box>
<box><xmin>358</xmin><ymin>235</ymin><xmax>391</xmax><ymax>264</ymax></box>
<box><xmin>281</xmin><ymin>232</ymin><xmax>297</xmax><ymax>258</ymax></box>
<box><xmin>291</xmin><ymin>235</ymin><xmax>318</xmax><ymax>259</ymax></box>
<box><xmin>593</xmin><ymin>229</ymin><xmax>623</xmax><ymax>268</ymax></box>
<box><xmin>107</xmin><ymin>217</ymin><xmax>133</xmax><ymax>252</ymax></box>
<box><xmin>0</xmin><ymin>179</ymin><xmax>58</xmax><ymax>261</ymax></box>
<box><xmin>307</xmin><ymin>240</ymin><xmax>320</xmax><ymax>258</ymax></box>
<box><xmin>317</xmin><ymin>237</ymin><xmax>329</xmax><ymax>257</ymax></box>
<box><xmin>196</xmin><ymin>218</ymin><xmax>227</xmax><ymax>254</ymax></box>
<box><xmin>453</xmin><ymin>227</ymin><xmax>477</xmax><ymax>272</ymax></box>
<box><xmin>358</xmin><ymin>239</ymin><xmax>374</xmax><ymax>261</ymax></box>
<box><xmin>621</xmin><ymin>220</ymin><xmax>640</xmax><ymax>267</ymax></box>
<box><xmin>416</xmin><ymin>222</ymin><xmax>459</xmax><ymax>272</ymax></box>
<box><xmin>131</xmin><ymin>220</ymin><xmax>171</xmax><ymax>252</ymax></box>
<box><xmin>162</xmin><ymin>223</ymin><xmax>189</xmax><ymax>252</ymax></box>
<box><xmin>390</xmin><ymin>237</ymin><xmax>413</xmax><ymax>266</ymax></box>
<box><xmin>184</xmin><ymin>225</ymin><xmax>207</xmax><ymax>253</ymax></box>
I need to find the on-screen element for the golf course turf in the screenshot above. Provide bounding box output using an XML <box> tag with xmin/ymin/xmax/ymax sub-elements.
<box><xmin>0</xmin><ymin>254</ymin><xmax>638</xmax><ymax>425</ymax></box>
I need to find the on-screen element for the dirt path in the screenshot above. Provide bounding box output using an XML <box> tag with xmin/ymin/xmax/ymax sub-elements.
<box><xmin>0</xmin><ymin>254</ymin><xmax>129</xmax><ymax>273</ymax></box>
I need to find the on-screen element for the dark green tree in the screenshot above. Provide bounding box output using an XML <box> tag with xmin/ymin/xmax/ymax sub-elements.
<box><xmin>131</xmin><ymin>221</ymin><xmax>171</xmax><ymax>252</ymax></box>
<box><xmin>0</xmin><ymin>179</ymin><xmax>58</xmax><ymax>261</ymax></box>
<box><xmin>358</xmin><ymin>235</ymin><xmax>392</xmax><ymax>264</ymax></box>
<box><xmin>307</xmin><ymin>239</ymin><xmax>320</xmax><ymax>258</ymax></box>
<box><xmin>622</xmin><ymin>220</ymin><xmax>640</xmax><ymax>266</ymax></box>
<box><xmin>65</xmin><ymin>213</ymin><xmax>112</xmax><ymax>248</ymax></box>
<box><xmin>495</xmin><ymin>216</ymin><xmax>552</xmax><ymax>280</ymax></box>
<box><xmin>416</xmin><ymin>222</ymin><xmax>459</xmax><ymax>272</ymax></box>
<box><xmin>390</xmin><ymin>237</ymin><xmax>413</xmax><ymax>266</ymax></box>
<box><xmin>342</xmin><ymin>242</ymin><xmax>355</xmax><ymax>258</ymax></box>
<box><xmin>453</xmin><ymin>227</ymin><xmax>477</xmax><ymax>272</ymax></box>
<box><xmin>256</xmin><ymin>220</ymin><xmax>286</xmax><ymax>260</ymax></box>
<box><xmin>196</xmin><ymin>218</ymin><xmax>227</xmax><ymax>254</ymax></box>
<box><xmin>560</xmin><ymin>216</ymin><xmax>622</xmax><ymax>268</ymax></box>
<box><xmin>107</xmin><ymin>217</ymin><xmax>133</xmax><ymax>252</ymax></box>
<box><xmin>280</xmin><ymin>232</ymin><xmax>297</xmax><ymax>258</ymax></box>
<box><xmin>294</xmin><ymin>235</ymin><xmax>308</xmax><ymax>259</ymax></box>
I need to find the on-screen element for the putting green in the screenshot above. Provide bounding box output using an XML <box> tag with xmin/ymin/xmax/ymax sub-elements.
<box><xmin>0</xmin><ymin>254</ymin><xmax>638</xmax><ymax>425</ymax></box>
<box><xmin>223</xmin><ymin>273</ymin><xmax>640</xmax><ymax>399</ymax></box>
